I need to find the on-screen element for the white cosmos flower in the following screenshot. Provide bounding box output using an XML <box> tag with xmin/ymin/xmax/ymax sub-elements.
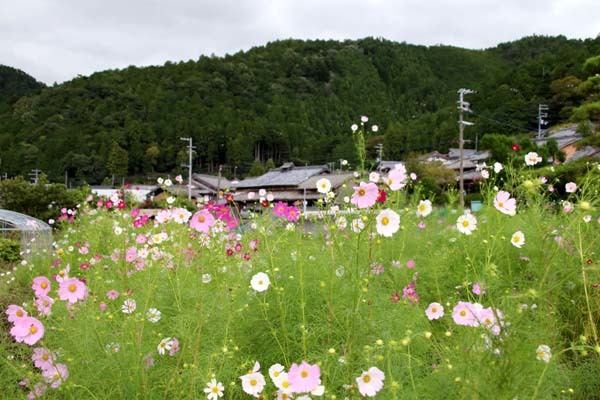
<box><xmin>369</xmin><ymin>172</ymin><xmax>380</xmax><ymax>183</ymax></box>
<box><xmin>456</xmin><ymin>213</ymin><xmax>477</xmax><ymax>235</ymax></box>
<box><xmin>316</xmin><ymin>178</ymin><xmax>332</xmax><ymax>194</ymax></box>
<box><xmin>376</xmin><ymin>209</ymin><xmax>400</xmax><ymax>237</ymax></box>
<box><xmin>250</xmin><ymin>272</ymin><xmax>270</xmax><ymax>292</ymax></box>
<box><xmin>525</xmin><ymin>152</ymin><xmax>542</xmax><ymax>166</ymax></box>
<box><xmin>121</xmin><ymin>299</ymin><xmax>136</xmax><ymax>314</ymax></box>
<box><xmin>204</xmin><ymin>378</ymin><xmax>225</xmax><ymax>400</ymax></box>
<box><xmin>146</xmin><ymin>308</ymin><xmax>161</xmax><ymax>323</ymax></box>
<box><xmin>536</xmin><ymin>345</ymin><xmax>551</xmax><ymax>363</ymax></box>
<box><xmin>157</xmin><ymin>337</ymin><xmax>173</xmax><ymax>355</ymax></box>
<box><xmin>351</xmin><ymin>124</ymin><xmax>358</xmax><ymax>132</ymax></box>
<box><xmin>416</xmin><ymin>200</ymin><xmax>433</xmax><ymax>218</ymax></box>
<box><xmin>493</xmin><ymin>162</ymin><xmax>503</xmax><ymax>173</ymax></box>
<box><xmin>511</xmin><ymin>231</ymin><xmax>525</xmax><ymax>248</ymax></box>
<box><xmin>352</xmin><ymin>218</ymin><xmax>365</xmax><ymax>233</ymax></box>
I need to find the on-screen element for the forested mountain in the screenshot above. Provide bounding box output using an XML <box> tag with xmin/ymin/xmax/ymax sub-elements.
<box><xmin>1</xmin><ymin>35</ymin><xmax>599</xmax><ymax>184</ymax></box>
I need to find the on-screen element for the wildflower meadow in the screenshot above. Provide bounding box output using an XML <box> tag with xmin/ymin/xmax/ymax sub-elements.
<box><xmin>2</xmin><ymin>133</ymin><xmax>600</xmax><ymax>399</ymax></box>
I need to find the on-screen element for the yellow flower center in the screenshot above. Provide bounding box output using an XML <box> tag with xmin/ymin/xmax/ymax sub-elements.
<box><xmin>513</xmin><ymin>236</ymin><xmax>520</xmax><ymax>242</ymax></box>
<box><xmin>363</xmin><ymin>374</ymin><xmax>371</xmax><ymax>383</ymax></box>
<box><xmin>419</xmin><ymin>205</ymin><xmax>425</xmax><ymax>212</ymax></box>
<box><xmin>68</xmin><ymin>283</ymin><xmax>77</xmax><ymax>292</ymax></box>
<box><xmin>273</xmin><ymin>371</ymin><xmax>280</xmax><ymax>377</ymax></box>
<box><xmin>53</xmin><ymin>373</ymin><xmax>60</xmax><ymax>380</ymax></box>
<box><xmin>498</xmin><ymin>201</ymin><xmax>504</xmax><ymax>208</ymax></box>
<box><xmin>29</xmin><ymin>325</ymin><xmax>38</xmax><ymax>334</ymax></box>
<box><xmin>358</xmin><ymin>189</ymin><xmax>366</xmax><ymax>196</ymax></box>
<box><xmin>16</xmin><ymin>310</ymin><xmax>23</xmax><ymax>317</ymax></box>
<box><xmin>462</xmin><ymin>220</ymin><xmax>470</xmax><ymax>227</ymax></box>
<box><xmin>250</xmin><ymin>378</ymin><xmax>257</xmax><ymax>386</ymax></box>
<box><xmin>381</xmin><ymin>217</ymin><xmax>389</xmax><ymax>226</ymax></box>
<box><xmin>460</xmin><ymin>310</ymin><xmax>467</xmax><ymax>317</ymax></box>
<box><xmin>42</xmin><ymin>354</ymin><xmax>49</xmax><ymax>361</ymax></box>
<box><xmin>282</xmin><ymin>381</ymin><xmax>289</xmax><ymax>388</ymax></box>
<box><xmin>40</xmin><ymin>282</ymin><xmax>48</xmax><ymax>289</ymax></box>
<box><xmin>212</xmin><ymin>387</ymin><xmax>219</xmax><ymax>393</ymax></box>
<box><xmin>301</xmin><ymin>370</ymin><xmax>308</xmax><ymax>378</ymax></box>
<box><xmin>431</xmin><ymin>307</ymin><xmax>437</xmax><ymax>313</ymax></box>
<box><xmin>199</xmin><ymin>215</ymin><xmax>205</xmax><ymax>223</ymax></box>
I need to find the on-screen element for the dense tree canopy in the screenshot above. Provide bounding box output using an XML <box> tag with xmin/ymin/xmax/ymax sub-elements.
<box><xmin>1</xmin><ymin>35</ymin><xmax>599</xmax><ymax>184</ymax></box>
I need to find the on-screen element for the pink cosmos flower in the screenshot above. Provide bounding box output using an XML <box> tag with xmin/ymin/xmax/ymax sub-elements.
<box><xmin>288</xmin><ymin>360</ymin><xmax>321</xmax><ymax>394</ymax></box>
<box><xmin>32</xmin><ymin>347</ymin><xmax>56</xmax><ymax>370</ymax></box>
<box><xmin>477</xmin><ymin>307</ymin><xmax>504</xmax><ymax>335</ymax></box>
<box><xmin>565</xmin><ymin>182</ymin><xmax>577</xmax><ymax>193</ymax></box>
<box><xmin>273</xmin><ymin>201</ymin><xmax>287</xmax><ymax>218</ymax></box>
<box><xmin>356</xmin><ymin>366</ymin><xmax>385</xmax><ymax>397</ymax></box>
<box><xmin>452</xmin><ymin>301</ymin><xmax>481</xmax><ymax>327</ymax></box>
<box><xmin>351</xmin><ymin>182</ymin><xmax>379</xmax><ymax>209</ymax></box>
<box><xmin>189</xmin><ymin>210</ymin><xmax>215</xmax><ymax>233</ymax></box>
<box><xmin>285</xmin><ymin>206</ymin><xmax>300</xmax><ymax>222</ymax></box>
<box><xmin>125</xmin><ymin>246</ymin><xmax>137</xmax><ymax>263</ymax></box>
<box><xmin>472</xmin><ymin>283</ymin><xmax>485</xmax><ymax>295</ymax></box>
<box><xmin>425</xmin><ymin>302</ymin><xmax>444</xmax><ymax>320</ymax></box>
<box><xmin>10</xmin><ymin>316</ymin><xmax>45</xmax><ymax>345</ymax></box>
<box><xmin>494</xmin><ymin>191</ymin><xmax>516</xmax><ymax>216</ymax></box>
<box><xmin>402</xmin><ymin>281</ymin><xmax>419</xmax><ymax>304</ymax></box>
<box><xmin>155</xmin><ymin>209</ymin><xmax>171</xmax><ymax>224</ymax></box>
<box><xmin>106</xmin><ymin>289</ymin><xmax>119</xmax><ymax>300</ymax></box>
<box><xmin>42</xmin><ymin>363</ymin><xmax>68</xmax><ymax>389</ymax></box>
<box><xmin>34</xmin><ymin>296</ymin><xmax>54</xmax><ymax>316</ymax></box>
<box><xmin>6</xmin><ymin>304</ymin><xmax>28</xmax><ymax>323</ymax></box>
<box><xmin>32</xmin><ymin>277</ymin><xmax>51</xmax><ymax>297</ymax></box>
<box><xmin>406</xmin><ymin>259</ymin><xmax>415</xmax><ymax>269</ymax></box>
<box><xmin>58</xmin><ymin>277</ymin><xmax>88</xmax><ymax>303</ymax></box>
<box><xmin>135</xmin><ymin>234</ymin><xmax>147</xmax><ymax>244</ymax></box>
<box><xmin>169</xmin><ymin>338</ymin><xmax>180</xmax><ymax>356</ymax></box>
<box><xmin>28</xmin><ymin>382</ymin><xmax>47</xmax><ymax>399</ymax></box>
<box><xmin>386</xmin><ymin>167</ymin><xmax>408</xmax><ymax>191</ymax></box>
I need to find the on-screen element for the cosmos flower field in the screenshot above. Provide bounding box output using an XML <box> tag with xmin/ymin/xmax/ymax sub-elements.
<box><xmin>2</xmin><ymin>157</ymin><xmax>600</xmax><ymax>399</ymax></box>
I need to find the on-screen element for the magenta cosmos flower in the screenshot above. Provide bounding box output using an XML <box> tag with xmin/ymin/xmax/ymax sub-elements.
<box><xmin>288</xmin><ymin>360</ymin><xmax>321</xmax><ymax>394</ymax></box>
<box><xmin>58</xmin><ymin>277</ymin><xmax>88</xmax><ymax>303</ymax></box>
<box><xmin>351</xmin><ymin>182</ymin><xmax>379</xmax><ymax>209</ymax></box>
<box><xmin>493</xmin><ymin>191</ymin><xmax>516</xmax><ymax>216</ymax></box>
<box><xmin>273</xmin><ymin>201</ymin><xmax>287</xmax><ymax>218</ymax></box>
<box><xmin>285</xmin><ymin>205</ymin><xmax>300</xmax><ymax>222</ymax></box>
<box><xmin>189</xmin><ymin>210</ymin><xmax>215</xmax><ymax>233</ymax></box>
<box><xmin>32</xmin><ymin>276</ymin><xmax>51</xmax><ymax>297</ymax></box>
<box><xmin>10</xmin><ymin>316</ymin><xmax>45</xmax><ymax>345</ymax></box>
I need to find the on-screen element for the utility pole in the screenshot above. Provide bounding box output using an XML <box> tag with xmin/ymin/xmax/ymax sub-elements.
<box><xmin>457</xmin><ymin>89</ymin><xmax>475</xmax><ymax>208</ymax></box>
<box><xmin>29</xmin><ymin>169</ymin><xmax>42</xmax><ymax>184</ymax></box>
<box><xmin>375</xmin><ymin>143</ymin><xmax>384</xmax><ymax>164</ymax></box>
<box><xmin>537</xmin><ymin>104</ymin><xmax>549</xmax><ymax>139</ymax></box>
<box><xmin>216</xmin><ymin>164</ymin><xmax>223</xmax><ymax>201</ymax></box>
<box><xmin>180</xmin><ymin>137</ymin><xmax>195</xmax><ymax>200</ymax></box>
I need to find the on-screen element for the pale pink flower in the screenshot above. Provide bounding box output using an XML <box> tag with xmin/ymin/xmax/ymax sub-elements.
<box><xmin>356</xmin><ymin>366</ymin><xmax>385</xmax><ymax>397</ymax></box>
<box><xmin>494</xmin><ymin>191</ymin><xmax>516</xmax><ymax>216</ymax></box>
<box><xmin>452</xmin><ymin>301</ymin><xmax>479</xmax><ymax>327</ymax></box>
<box><xmin>10</xmin><ymin>316</ymin><xmax>44</xmax><ymax>345</ymax></box>
<box><xmin>288</xmin><ymin>360</ymin><xmax>321</xmax><ymax>394</ymax></box>
<box><xmin>169</xmin><ymin>338</ymin><xmax>180</xmax><ymax>356</ymax></box>
<box><xmin>240</xmin><ymin>362</ymin><xmax>266</xmax><ymax>396</ymax></box>
<box><xmin>525</xmin><ymin>152</ymin><xmax>542</xmax><ymax>166</ymax></box>
<box><xmin>175</xmin><ymin>174</ymin><xmax>183</xmax><ymax>184</ymax></box>
<box><xmin>125</xmin><ymin>246</ymin><xmax>137</xmax><ymax>263</ymax></box>
<box><xmin>369</xmin><ymin>171</ymin><xmax>380</xmax><ymax>183</ymax></box>
<box><xmin>34</xmin><ymin>296</ymin><xmax>54</xmax><ymax>316</ymax></box>
<box><xmin>351</xmin><ymin>182</ymin><xmax>379</xmax><ymax>209</ymax></box>
<box><xmin>42</xmin><ymin>363</ymin><xmax>68</xmax><ymax>388</ymax></box>
<box><xmin>32</xmin><ymin>277</ymin><xmax>51</xmax><ymax>297</ymax></box>
<box><xmin>472</xmin><ymin>283</ymin><xmax>484</xmax><ymax>295</ymax></box>
<box><xmin>106</xmin><ymin>289</ymin><xmax>119</xmax><ymax>300</ymax></box>
<box><xmin>58</xmin><ymin>277</ymin><xmax>88</xmax><ymax>303</ymax></box>
<box><xmin>155</xmin><ymin>209</ymin><xmax>171</xmax><ymax>224</ymax></box>
<box><xmin>565</xmin><ymin>182</ymin><xmax>577</xmax><ymax>193</ymax></box>
<box><xmin>6</xmin><ymin>304</ymin><xmax>28</xmax><ymax>323</ymax></box>
<box><xmin>189</xmin><ymin>210</ymin><xmax>215</xmax><ymax>233</ymax></box>
<box><xmin>425</xmin><ymin>302</ymin><xmax>444</xmax><ymax>320</ymax></box>
<box><xmin>386</xmin><ymin>168</ymin><xmax>407</xmax><ymax>191</ymax></box>
<box><xmin>32</xmin><ymin>347</ymin><xmax>56</xmax><ymax>370</ymax></box>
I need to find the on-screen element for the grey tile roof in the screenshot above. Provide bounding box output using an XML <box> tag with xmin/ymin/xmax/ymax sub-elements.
<box><xmin>235</xmin><ymin>164</ymin><xmax>329</xmax><ymax>189</ymax></box>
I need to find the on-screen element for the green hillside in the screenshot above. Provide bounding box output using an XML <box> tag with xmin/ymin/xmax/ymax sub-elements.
<box><xmin>1</xmin><ymin>35</ymin><xmax>599</xmax><ymax>183</ymax></box>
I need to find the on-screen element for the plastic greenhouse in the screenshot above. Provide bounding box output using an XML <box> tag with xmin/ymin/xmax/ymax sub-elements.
<box><xmin>0</xmin><ymin>209</ymin><xmax>53</xmax><ymax>258</ymax></box>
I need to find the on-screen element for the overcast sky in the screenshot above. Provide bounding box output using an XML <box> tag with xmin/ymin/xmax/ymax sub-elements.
<box><xmin>1</xmin><ymin>0</ymin><xmax>599</xmax><ymax>85</ymax></box>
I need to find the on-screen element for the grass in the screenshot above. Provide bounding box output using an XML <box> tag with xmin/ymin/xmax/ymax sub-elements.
<box><xmin>1</xmin><ymin>162</ymin><xmax>599</xmax><ymax>399</ymax></box>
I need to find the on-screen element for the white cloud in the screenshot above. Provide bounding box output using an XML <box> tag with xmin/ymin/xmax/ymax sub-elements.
<box><xmin>1</xmin><ymin>0</ymin><xmax>598</xmax><ymax>84</ymax></box>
